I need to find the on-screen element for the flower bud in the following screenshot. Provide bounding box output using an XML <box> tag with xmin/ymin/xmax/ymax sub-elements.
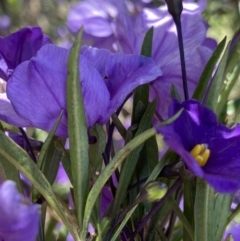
<box><xmin>165</xmin><ymin>0</ymin><xmax>183</xmax><ymax>17</ymax></box>
<box><xmin>139</xmin><ymin>181</ymin><xmax>168</xmax><ymax>203</ymax></box>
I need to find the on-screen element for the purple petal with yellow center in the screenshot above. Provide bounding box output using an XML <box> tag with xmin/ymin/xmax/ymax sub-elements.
<box><xmin>157</xmin><ymin>99</ymin><xmax>240</xmax><ymax>193</ymax></box>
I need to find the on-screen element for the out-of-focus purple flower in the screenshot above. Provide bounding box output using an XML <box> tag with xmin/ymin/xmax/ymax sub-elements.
<box><xmin>6</xmin><ymin>44</ymin><xmax>161</xmax><ymax>137</ymax></box>
<box><xmin>0</xmin><ymin>26</ymin><xmax>52</xmax><ymax>81</ymax></box>
<box><xmin>67</xmin><ymin>1</ymin><xmax>216</xmax><ymax>118</ymax></box>
<box><xmin>101</xmin><ymin>186</ymin><xmax>113</xmax><ymax>218</ymax></box>
<box><xmin>0</xmin><ymin>180</ymin><xmax>40</xmax><ymax>241</ymax></box>
<box><xmin>0</xmin><ymin>15</ymin><xmax>11</xmax><ymax>30</ymax></box>
<box><xmin>224</xmin><ymin>222</ymin><xmax>240</xmax><ymax>241</ymax></box>
<box><xmin>157</xmin><ymin>99</ymin><xmax>240</xmax><ymax>193</ymax></box>
<box><xmin>131</xmin><ymin>3</ymin><xmax>216</xmax><ymax>117</ymax></box>
<box><xmin>55</xmin><ymin>163</ymin><xmax>70</xmax><ymax>185</ymax></box>
<box><xmin>67</xmin><ymin>0</ymin><xmax>127</xmax><ymax>51</ymax></box>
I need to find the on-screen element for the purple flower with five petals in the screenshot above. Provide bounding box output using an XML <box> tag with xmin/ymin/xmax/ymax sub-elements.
<box><xmin>157</xmin><ymin>99</ymin><xmax>240</xmax><ymax>193</ymax></box>
<box><xmin>0</xmin><ymin>181</ymin><xmax>40</xmax><ymax>241</ymax></box>
<box><xmin>5</xmin><ymin>44</ymin><xmax>161</xmax><ymax>137</ymax></box>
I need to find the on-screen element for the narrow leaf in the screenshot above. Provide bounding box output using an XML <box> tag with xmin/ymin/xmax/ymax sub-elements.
<box><xmin>113</xmin><ymin>100</ymin><xmax>157</xmax><ymax>215</ymax></box>
<box><xmin>82</xmin><ymin>108</ymin><xmax>183</xmax><ymax>239</ymax></box>
<box><xmin>67</xmin><ymin>27</ymin><xmax>90</xmax><ymax>238</ymax></box>
<box><xmin>194</xmin><ymin>178</ymin><xmax>214</xmax><ymax>241</ymax></box>
<box><xmin>205</xmin><ymin>40</ymin><xmax>231</xmax><ymax>112</ymax></box>
<box><xmin>0</xmin><ymin>154</ymin><xmax>22</xmax><ymax>191</ymax></box>
<box><xmin>89</xmin><ymin>124</ymin><xmax>106</xmax><ymax>183</ymax></box>
<box><xmin>132</xmin><ymin>26</ymin><xmax>154</xmax><ymax>123</ymax></box>
<box><xmin>0</xmin><ymin>132</ymin><xmax>80</xmax><ymax>241</ymax></box>
<box><xmin>37</xmin><ymin>111</ymin><xmax>64</xmax><ymax>169</ymax></box>
<box><xmin>110</xmin><ymin>152</ymin><xmax>170</xmax><ymax>241</ymax></box>
<box><xmin>82</xmin><ymin>127</ymin><xmax>157</xmax><ymax>238</ymax></box>
<box><xmin>193</xmin><ymin>37</ymin><xmax>226</xmax><ymax>101</ymax></box>
<box><xmin>32</xmin><ymin>111</ymin><xmax>64</xmax><ymax>202</ymax></box>
<box><xmin>214</xmin><ymin>194</ymin><xmax>232</xmax><ymax>241</ymax></box>
<box><xmin>168</xmin><ymin>197</ymin><xmax>194</xmax><ymax>241</ymax></box>
<box><xmin>141</xmin><ymin>26</ymin><xmax>154</xmax><ymax>57</ymax></box>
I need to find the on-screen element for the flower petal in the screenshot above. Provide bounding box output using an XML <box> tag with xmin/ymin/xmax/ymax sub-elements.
<box><xmin>0</xmin><ymin>93</ymin><xmax>31</xmax><ymax>126</ymax></box>
<box><xmin>0</xmin><ymin>27</ymin><xmax>52</xmax><ymax>80</ymax></box>
<box><xmin>7</xmin><ymin>44</ymin><xmax>110</xmax><ymax>135</ymax></box>
<box><xmin>105</xmin><ymin>53</ymin><xmax>162</xmax><ymax>116</ymax></box>
<box><xmin>0</xmin><ymin>181</ymin><xmax>39</xmax><ymax>241</ymax></box>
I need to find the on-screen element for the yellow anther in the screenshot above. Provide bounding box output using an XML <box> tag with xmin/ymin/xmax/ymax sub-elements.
<box><xmin>190</xmin><ymin>144</ymin><xmax>203</xmax><ymax>157</ymax></box>
<box><xmin>190</xmin><ymin>144</ymin><xmax>210</xmax><ymax>167</ymax></box>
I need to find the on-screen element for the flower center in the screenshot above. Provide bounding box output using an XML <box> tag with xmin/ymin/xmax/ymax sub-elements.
<box><xmin>190</xmin><ymin>144</ymin><xmax>210</xmax><ymax>167</ymax></box>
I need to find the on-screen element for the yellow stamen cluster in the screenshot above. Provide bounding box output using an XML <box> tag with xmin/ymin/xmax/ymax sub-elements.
<box><xmin>190</xmin><ymin>144</ymin><xmax>210</xmax><ymax>167</ymax></box>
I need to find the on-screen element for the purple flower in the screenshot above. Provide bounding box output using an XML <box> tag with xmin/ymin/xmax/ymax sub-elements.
<box><xmin>0</xmin><ymin>26</ymin><xmax>52</xmax><ymax>81</ymax></box>
<box><xmin>55</xmin><ymin>163</ymin><xmax>70</xmax><ymax>185</ymax></box>
<box><xmin>0</xmin><ymin>27</ymin><xmax>52</xmax><ymax>127</ymax></box>
<box><xmin>157</xmin><ymin>99</ymin><xmax>240</xmax><ymax>193</ymax></box>
<box><xmin>6</xmin><ymin>44</ymin><xmax>161</xmax><ymax>137</ymax></box>
<box><xmin>224</xmin><ymin>222</ymin><xmax>240</xmax><ymax>240</ymax></box>
<box><xmin>0</xmin><ymin>181</ymin><xmax>40</xmax><ymax>241</ymax></box>
<box><xmin>135</xmin><ymin>3</ymin><xmax>216</xmax><ymax>117</ymax></box>
<box><xmin>67</xmin><ymin>1</ymin><xmax>216</xmax><ymax>118</ymax></box>
<box><xmin>0</xmin><ymin>15</ymin><xmax>11</xmax><ymax>30</ymax></box>
<box><xmin>67</xmin><ymin>0</ymin><xmax>121</xmax><ymax>51</ymax></box>
<box><xmin>0</xmin><ymin>80</ymin><xmax>31</xmax><ymax>126</ymax></box>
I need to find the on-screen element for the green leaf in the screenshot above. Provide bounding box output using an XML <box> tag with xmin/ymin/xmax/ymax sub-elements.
<box><xmin>37</xmin><ymin>111</ymin><xmax>63</xmax><ymax>170</ymax></box>
<box><xmin>136</xmin><ymin>135</ymin><xmax>158</xmax><ymax>180</ymax></box>
<box><xmin>193</xmin><ymin>37</ymin><xmax>227</xmax><ymax>101</ymax></box>
<box><xmin>141</xmin><ymin>26</ymin><xmax>154</xmax><ymax>57</ymax></box>
<box><xmin>171</xmin><ymin>84</ymin><xmax>181</xmax><ymax>101</ymax></box>
<box><xmin>0</xmin><ymin>131</ymin><xmax>80</xmax><ymax>241</ymax></box>
<box><xmin>67</xmin><ymin>27</ymin><xmax>90</xmax><ymax>237</ymax></box>
<box><xmin>110</xmin><ymin>152</ymin><xmax>170</xmax><ymax>241</ymax></box>
<box><xmin>132</xmin><ymin>27</ymin><xmax>154</xmax><ymax>124</ymax></box>
<box><xmin>132</xmin><ymin>134</ymin><xmax>159</xmax><ymax>221</ymax></box>
<box><xmin>214</xmin><ymin>194</ymin><xmax>232</xmax><ymax>241</ymax></box>
<box><xmin>216</xmin><ymin>31</ymin><xmax>240</xmax><ymax>117</ymax></box>
<box><xmin>40</xmin><ymin>140</ymin><xmax>61</xmax><ymax>185</ymax></box>
<box><xmin>0</xmin><ymin>122</ymin><xmax>4</xmax><ymax>132</ymax></box>
<box><xmin>0</xmin><ymin>154</ymin><xmax>22</xmax><ymax>191</ymax></box>
<box><xmin>111</xmin><ymin>113</ymin><xmax>127</xmax><ymax>139</ymax></box>
<box><xmin>83</xmin><ymin>127</ymin><xmax>157</xmax><ymax>240</ymax></box>
<box><xmin>183</xmin><ymin>179</ymin><xmax>195</xmax><ymax>241</ymax></box>
<box><xmin>32</xmin><ymin>111</ymin><xmax>63</xmax><ymax>202</ymax></box>
<box><xmin>82</xmin><ymin>109</ymin><xmax>183</xmax><ymax>240</ymax></box>
<box><xmin>113</xmin><ymin>100</ymin><xmax>157</xmax><ymax>216</ymax></box>
<box><xmin>89</xmin><ymin>124</ymin><xmax>106</xmax><ymax>183</ymax></box>
<box><xmin>205</xmin><ymin>39</ymin><xmax>231</xmax><ymax>112</ymax></box>
<box><xmin>194</xmin><ymin>178</ymin><xmax>214</xmax><ymax>241</ymax></box>
<box><xmin>168</xmin><ymin>197</ymin><xmax>194</xmax><ymax>241</ymax></box>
